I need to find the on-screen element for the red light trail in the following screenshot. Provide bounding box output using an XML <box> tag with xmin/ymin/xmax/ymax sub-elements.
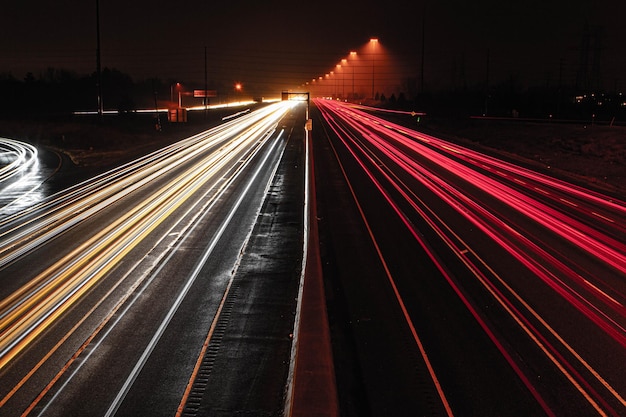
<box><xmin>315</xmin><ymin>98</ymin><xmax>626</xmax><ymax>416</ymax></box>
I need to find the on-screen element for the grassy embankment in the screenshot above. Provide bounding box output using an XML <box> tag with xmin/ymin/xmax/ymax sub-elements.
<box><xmin>425</xmin><ymin>118</ymin><xmax>626</xmax><ymax>198</ymax></box>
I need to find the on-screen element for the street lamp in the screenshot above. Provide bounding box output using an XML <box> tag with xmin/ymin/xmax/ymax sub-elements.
<box><xmin>336</xmin><ymin>64</ymin><xmax>343</xmax><ymax>99</ymax></box>
<box><xmin>370</xmin><ymin>38</ymin><xmax>378</xmax><ymax>99</ymax></box>
<box><xmin>170</xmin><ymin>82</ymin><xmax>181</xmax><ymax>108</ymax></box>
<box><xmin>349</xmin><ymin>51</ymin><xmax>357</xmax><ymax>100</ymax></box>
<box><xmin>234</xmin><ymin>82</ymin><xmax>243</xmax><ymax>103</ymax></box>
<box><xmin>341</xmin><ymin>59</ymin><xmax>347</xmax><ymax>99</ymax></box>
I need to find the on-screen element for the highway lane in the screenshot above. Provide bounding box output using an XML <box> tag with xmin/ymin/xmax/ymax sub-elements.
<box><xmin>0</xmin><ymin>101</ymin><xmax>300</xmax><ymax>416</ymax></box>
<box><xmin>313</xmin><ymin>99</ymin><xmax>626</xmax><ymax>416</ymax></box>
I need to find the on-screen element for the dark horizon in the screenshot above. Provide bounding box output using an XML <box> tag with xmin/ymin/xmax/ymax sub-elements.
<box><xmin>2</xmin><ymin>0</ymin><xmax>625</xmax><ymax>98</ymax></box>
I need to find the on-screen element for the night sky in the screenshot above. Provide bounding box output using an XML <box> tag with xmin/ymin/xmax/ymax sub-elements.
<box><xmin>1</xmin><ymin>0</ymin><xmax>624</xmax><ymax>97</ymax></box>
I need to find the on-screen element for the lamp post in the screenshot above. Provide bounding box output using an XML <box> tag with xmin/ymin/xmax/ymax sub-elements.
<box><xmin>336</xmin><ymin>64</ymin><xmax>342</xmax><ymax>99</ymax></box>
<box><xmin>370</xmin><ymin>38</ymin><xmax>378</xmax><ymax>99</ymax></box>
<box><xmin>325</xmin><ymin>74</ymin><xmax>329</xmax><ymax>97</ymax></box>
<box><xmin>171</xmin><ymin>82</ymin><xmax>181</xmax><ymax>107</ymax></box>
<box><xmin>95</xmin><ymin>0</ymin><xmax>103</xmax><ymax>118</ymax></box>
<box><xmin>350</xmin><ymin>51</ymin><xmax>357</xmax><ymax>100</ymax></box>
<box><xmin>234</xmin><ymin>82</ymin><xmax>242</xmax><ymax>103</ymax></box>
<box><xmin>341</xmin><ymin>59</ymin><xmax>347</xmax><ymax>99</ymax></box>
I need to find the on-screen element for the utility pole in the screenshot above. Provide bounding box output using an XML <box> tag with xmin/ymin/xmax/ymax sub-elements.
<box><xmin>96</xmin><ymin>0</ymin><xmax>103</xmax><ymax>118</ymax></box>
<box><xmin>204</xmin><ymin>46</ymin><xmax>209</xmax><ymax>119</ymax></box>
<box><xmin>557</xmin><ymin>57</ymin><xmax>564</xmax><ymax>117</ymax></box>
<box><xmin>420</xmin><ymin>5</ymin><xmax>425</xmax><ymax>94</ymax></box>
<box><xmin>153</xmin><ymin>79</ymin><xmax>161</xmax><ymax>131</ymax></box>
<box><xmin>484</xmin><ymin>48</ymin><xmax>490</xmax><ymax>116</ymax></box>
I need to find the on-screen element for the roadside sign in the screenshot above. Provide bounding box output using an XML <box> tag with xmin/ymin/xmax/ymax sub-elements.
<box><xmin>193</xmin><ymin>89</ymin><xmax>217</xmax><ymax>98</ymax></box>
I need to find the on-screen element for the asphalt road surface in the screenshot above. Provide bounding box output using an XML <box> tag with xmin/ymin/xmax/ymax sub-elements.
<box><xmin>0</xmin><ymin>102</ymin><xmax>307</xmax><ymax>416</ymax></box>
<box><xmin>311</xmin><ymin>99</ymin><xmax>626</xmax><ymax>417</ymax></box>
<box><xmin>2</xmin><ymin>98</ymin><xmax>625</xmax><ymax>417</ymax></box>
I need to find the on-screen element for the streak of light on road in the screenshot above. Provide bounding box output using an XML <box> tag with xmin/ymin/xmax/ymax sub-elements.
<box><xmin>315</xmin><ymin>98</ymin><xmax>626</xmax><ymax>416</ymax></box>
<box><xmin>0</xmin><ymin>138</ymin><xmax>46</xmax><ymax>217</ymax></box>
<box><xmin>0</xmin><ymin>138</ymin><xmax>37</xmax><ymax>184</ymax></box>
<box><xmin>0</xmin><ymin>101</ymin><xmax>295</xmax><ymax>372</ymax></box>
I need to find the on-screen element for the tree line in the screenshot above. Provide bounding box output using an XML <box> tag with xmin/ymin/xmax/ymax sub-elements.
<box><xmin>0</xmin><ymin>68</ymin><xmax>165</xmax><ymax>117</ymax></box>
<box><xmin>1</xmin><ymin>67</ymin><xmax>623</xmax><ymax>123</ymax></box>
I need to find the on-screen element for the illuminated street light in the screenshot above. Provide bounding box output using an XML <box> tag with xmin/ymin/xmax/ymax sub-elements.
<box><xmin>171</xmin><ymin>82</ymin><xmax>181</xmax><ymax>108</ymax></box>
<box><xmin>325</xmin><ymin>74</ymin><xmax>330</xmax><ymax>97</ymax></box>
<box><xmin>234</xmin><ymin>83</ymin><xmax>243</xmax><ymax>103</ymax></box>
<box><xmin>336</xmin><ymin>64</ymin><xmax>343</xmax><ymax>99</ymax></box>
<box><xmin>370</xmin><ymin>38</ymin><xmax>378</xmax><ymax>99</ymax></box>
<box><xmin>341</xmin><ymin>59</ymin><xmax>347</xmax><ymax>99</ymax></box>
<box><xmin>349</xmin><ymin>51</ymin><xmax>357</xmax><ymax>100</ymax></box>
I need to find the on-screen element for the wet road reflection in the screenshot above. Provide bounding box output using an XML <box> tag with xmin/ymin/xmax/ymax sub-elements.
<box><xmin>0</xmin><ymin>138</ymin><xmax>50</xmax><ymax>219</ymax></box>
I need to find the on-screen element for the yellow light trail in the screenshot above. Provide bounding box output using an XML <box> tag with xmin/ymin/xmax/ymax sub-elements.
<box><xmin>0</xmin><ymin>102</ymin><xmax>294</xmax><ymax>371</ymax></box>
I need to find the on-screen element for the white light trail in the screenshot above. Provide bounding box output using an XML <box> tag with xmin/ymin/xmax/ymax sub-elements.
<box><xmin>0</xmin><ymin>101</ymin><xmax>295</xmax><ymax>371</ymax></box>
<box><xmin>0</xmin><ymin>138</ymin><xmax>46</xmax><ymax>217</ymax></box>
